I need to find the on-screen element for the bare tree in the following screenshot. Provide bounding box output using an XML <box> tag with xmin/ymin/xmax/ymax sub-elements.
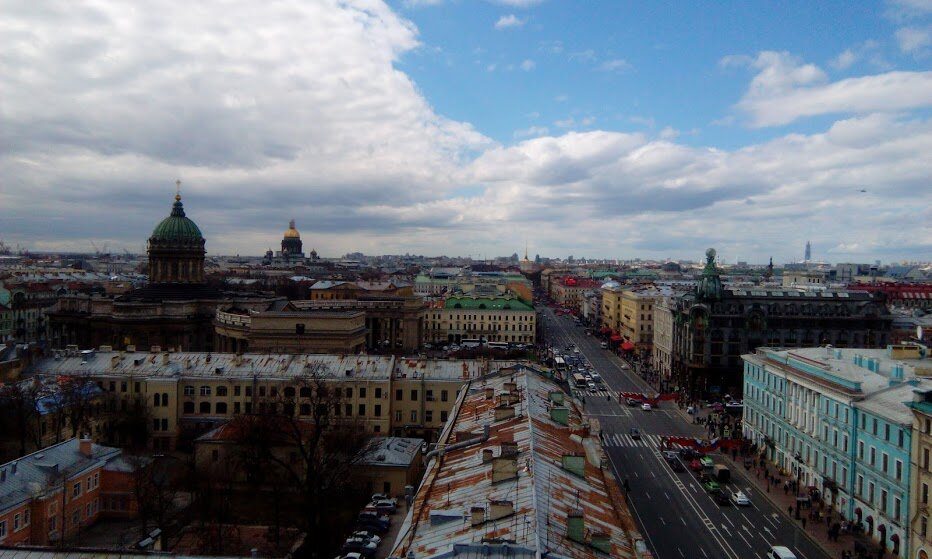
<box><xmin>227</xmin><ymin>362</ymin><xmax>371</xmax><ymax>557</ymax></box>
<box><xmin>0</xmin><ymin>379</ymin><xmax>43</xmax><ymax>458</ymax></box>
<box><xmin>48</xmin><ymin>374</ymin><xmax>103</xmax><ymax>441</ymax></box>
<box><xmin>105</xmin><ymin>394</ymin><xmax>151</xmax><ymax>449</ymax></box>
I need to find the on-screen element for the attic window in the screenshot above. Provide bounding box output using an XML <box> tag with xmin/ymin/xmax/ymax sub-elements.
<box><xmin>503</xmin><ymin>304</ymin><xmax>511</xmax><ymax>309</ymax></box>
<box><xmin>454</xmin><ymin>303</ymin><xmax>462</xmax><ymax>309</ymax></box>
<box><xmin>479</xmin><ymin>304</ymin><xmax>486</xmax><ymax>309</ymax></box>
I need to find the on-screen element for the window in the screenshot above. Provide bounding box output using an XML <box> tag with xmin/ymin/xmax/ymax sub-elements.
<box><xmin>884</xmin><ymin>424</ymin><xmax>890</xmax><ymax>441</ymax></box>
<box><xmin>898</xmin><ymin>429</ymin><xmax>905</xmax><ymax>448</ymax></box>
<box><xmin>880</xmin><ymin>489</ymin><xmax>888</xmax><ymax>513</ymax></box>
<box><xmin>870</xmin><ymin>447</ymin><xmax>876</xmax><ymax>466</ymax></box>
<box><xmin>300</xmin><ymin>403</ymin><xmax>311</xmax><ymax>415</ymax></box>
<box><xmin>872</xmin><ymin>418</ymin><xmax>877</xmax><ymax>435</ymax></box>
<box><xmin>858</xmin><ymin>441</ymin><xmax>864</xmax><ymax>459</ymax></box>
<box><xmin>426</xmin><ymin>410</ymin><xmax>433</xmax><ymax>423</ymax></box>
<box><xmin>154</xmin><ymin>393</ymin><xmax>161</xmax><ymax>407</ymax></box>
<box><xmin>284</xmin><ymin>386</ymin><xmax>295</xmax><ymax>398</ymax></box>
<box><xmin>13</xmin><ymin>514</ymin><xmax>20</xmax><ymax>532</ymax></box>
<box><xmin>895</xmin><ymin>459</ymin><xmax>903</xmax><ymax>481</ymax></box>
<box><xmin>345</xmin><ymin>387</ymin><xmax>353</xmax><ymax>398</ymax></box>
<box><xmin>441</xmin><ymin>410</ymin><xmax>448</xmax><ymax>423</ymax></box>
<box><xmin>161</xmin><ymin>393</ymin><xmax>168</xmax><ymax>406</ymax></box>
<box><xmin>72</xmin><ymin>510</ymin><xmax>79</xmax><ymax>526</ymax></box>
<box><xmin>234</xmin><ymin>402</ymin><xmax>241</xmax><ymax>413</ymax></box>
<box><xmin>300</xmin><ymin>387</ymin><xmax>311</xmax><ymax>397</ymax></box>
<box><xmin>234</xmin><ymin>385</ymin><xmax>241</xmax><ymax>396</ymax></box>
<box><xmin>212</xmin><ymin>449</ymin><xmax>219</xmax><ymax>462</ymax></box>
<box><xmin>426</xmin><ymin>390</ymin><xmax>434</xmax><ymax>401</ymax></box>
<box><xmin>73</xmin><ymin>481</ymin><xmax>82</xmax><ymax>497</ymax></box>
<box><xmin>922</xmin><ymin>482</ymin><xmax>928</xmax><ymax>504</ymax></box>
<box><xmin>23</xmin><ymin>510</ymin><xmax>29</xmax><ymax>527</ymax></box>
<box><xmin>134</xmin><ymin>382</ymin><xmax>141</xmax><ymax>393</ymax></box>
<box><xmin>923</xmin><ymin>516</ymin><xmax>929</xmax><ymax>539</ymax></box>
<box><xmin>184</xmin><ymin>385</ymin><xmax>195</xmax><ymax>396</ymax></box>
<box><xmin>245</xmin><ymin>386</ymin><xmax>253</xmax><ymax>396</ymax></box>
<box><xmin>161</xmin><ymin>418</ymin><xmax>167</xmax><ymax>431</ymax></box>
<box><xmin>0</xmin><ymin>520</ymin><xmax>6</xmax><ymax>539</ymax></box>
<box><xmin>199</xmin><ymin>401</ymin><xmax>211</xmax><ymax>414</ymax></box>
<box><xmin>925</xmin><ymin>448</ymin><xmax>930</xmax><ymax>471</ymax></box>
<box><xmin>183</xmin><ymin>401</ymin><xmax>194</xmax><ymax>414</ymax></box>
<box><xmin>395</xmin><ymin>410</ymin><xmax>402</xmax><ymax>422</ymax></box>
<box><xmin>441</xmin><ymin>390</ymin><xmax>449</xmax><ymax>402</ymax></box>
<box><xmin>894</xmin><ymin>497</ymin><xmax>901</xmax><ymax>521</ymax></box>
<box><xmin>121</xmin><ymin>382</ymin><xmax>127</xmax><ymax>392</ymax></box>
<box><xmin>395</xmin><ymin>389</ymin><xmax>403</xmax><ymax>401</ymax></box>
<box><xmin>882</xmin><ymin>453</ymin><xmax>889</xmax><ymax>473</ymax></box>
<box><xmin>374</xmin><ymin>404</ymin><xmax>381</xmax><ymax>417</ymax></box>
<box><xmin>259</xmin><ymin>386</ymin><xmax>266</xmax><ymax>397</ymax></box>
<box><xmin>375</xmin><ymin>387</ymin><xmax>382</xmax><ymax>398</ymax></box>
<box><xmin>153</xmin><ymin>418</ymin><xmax>160</xmax><ymax>431</ymax></box>
<box><xmin>868</xmin><ymin>482</ymin><xmax>875</xmax><ymax>503</ymax></box>
<box><xmin>359</xmin><ymin>387</ymin><xmax>366</xmax><ymax>398</ymax></box>
<box><xmin>410</xmin><ymin>410</ymin><xmax>417</xmax><ymax>423</ymax></box>
<box><xmin>358</xmin><ymin>404</ymin><xmax>366</xmax><ymax>416</ymax></box>
<box><xmin>200</xmin><ymin>386</ymin><xmax>211</xmax><ymax>396</ymax></box>
<box><xmin>411</xmin><ymin>390</ymin><xmax>418</xmax><ymax>401</ymax></box>
<box><xmin>345</xmin><ymin>404</ymin><xmax>352</xmax><ymax>416</ymax></box>
<box><xmin>216</xmin><ymin>402</ymin><xmax>228</xmax><ymax>414</ymax></box>
<box><xmin>217</xmin><ymin>386</ymin><xmax>228</xmax><ymax>396</ymax></box>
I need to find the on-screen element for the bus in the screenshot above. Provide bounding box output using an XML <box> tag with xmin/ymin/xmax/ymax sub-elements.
<box><xmin>487</xmin><ymin>342</ymin><xmax>510</xmax><ymax>351</ymax></box>
<box><xmin>572</xmin><ymin>373</ymin><xmax>588</xmax><ymax>388</ymax></box>
<box><xmin>461</xmin><ymin>338</ymin><xmax>486</xmax><ymax>348</ymax></box>
<box><xmin>553</xmin><ymin>356</ymin><xmax>567</xmax><ymax>371</ymax></box>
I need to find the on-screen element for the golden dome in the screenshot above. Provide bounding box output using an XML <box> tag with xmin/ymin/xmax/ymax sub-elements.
<box><xmin>284</xmin><ymin>219</ymin><xmax>300</xmax><ymax>239</ymax></box>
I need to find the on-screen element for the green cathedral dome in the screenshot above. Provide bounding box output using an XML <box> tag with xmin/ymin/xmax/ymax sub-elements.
<box><xmin>150</xmin><ymin>194</ymin><xmax>204</xmax><ymax>243</ymax></box>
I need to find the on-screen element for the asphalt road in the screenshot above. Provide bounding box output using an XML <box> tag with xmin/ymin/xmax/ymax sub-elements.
<box><xmin>539</xmin><ymin>307</ymin><xmax>829</xmax><ymax>559</ymax></box>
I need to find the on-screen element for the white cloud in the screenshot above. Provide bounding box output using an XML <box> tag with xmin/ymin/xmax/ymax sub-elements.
<box><xmin>494</xmin><ymin>14</ymin><xmax>524</xmax><ymax>29</ymax></box>
<box><xmin>554</xmin><ymin>118</ymin><xmax>576</xmax><ymax>128</ymax></box>
<box><xmin>659</xmin><ymin>127</ymin><xmax>679</xmax><ymax>140</ymax></box>
<box><xmin>513</xmin><ymin>126</ymin><xmax>549</xmax><ymax>138</ymax></box>
<box><xmin>729</xmin><ymin>51</ymin><xmax>932</xmax><ymax>127</ymax></box>
<box><xmin>629</xmin><ymin>116</ymin><xmax>656</xmax><ymax>128</ymax></box>
<box><xmin>490</xmin><ymin>0</ymin><xmax>543</xmax><ymax>7</ymax></box>
<box><xmin>830</xmin><ymin>49</ymin><xmax>858</xmax><ymax>70</ymax></box>
<box><xmin>538</xmin><ymin>40</ymin><xmax>563</xmax><ymax>54</ymax></box>
<box><xmin>520</xmin><ymin>59</ymin><xmax>536</xmax><ymax>71</ymax></box>
<box><xmin>569</xmin><ymin>49</ymin><xmax>596</xmax><ymax>62</ymax></box>
<box><xmin>597</xmin><ymin>59</ymin><xmax>632</xmax><ymax>72</ymax></box>
<box><xmin>896</xmin><ymin>26</ymin><xmax>932</xmax><ymax>54</ymax></box>
<box><xmin>554</xmin><ymin>94</ymin><xmax>569</xmax><ymax>102</ymax></box>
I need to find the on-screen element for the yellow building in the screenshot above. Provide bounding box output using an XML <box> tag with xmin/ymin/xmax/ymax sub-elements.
<box><xmin>31</xmin><ymin>349</ymin><xmax>525</xmax><ymax>450</ymax></box>
<box><xmin>425</xmin><ymin>296</ymin><xmax>536</xmax><ymax>345</ymax></box>
<box><xmin>214</xmin><ymin>306</ymin><xmax>367</xmax><ymax>354</ymax></box>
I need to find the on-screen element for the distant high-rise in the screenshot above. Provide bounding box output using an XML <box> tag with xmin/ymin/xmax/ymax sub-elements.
<box><xmin>804</xmin><ymin>240</ymin><xmax>812</xmax><ymax>261</ymax></box>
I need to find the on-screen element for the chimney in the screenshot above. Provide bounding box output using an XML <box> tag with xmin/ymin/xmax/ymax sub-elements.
<box><xmin>471</xmin><ymin>506</ymin><xmax>486</xmax><ymax>526</ymax></box>
<box><xmin>110</xmin><ymin>355</ymin><xmax>121</xmax><ymax>369</ymax></box>
<box><xmin>482</xmin><ymin>448</ymin><xmax>494</xmax><ymax>463</ymax></box>
<box><xmin>488</xmin><ymin>500</ymin><xmax>514</xmax><ymax>521</ymax></box>
<box><xmin>491</xmin><ymin>456</ymin><xmax>518</xmax><ymax>483</ymax></box>
<box><xmin>591</xmin><ymin>532</ymin><xmax>611</xmax><ymax>553</ymax></box>
<box><xmin>161</xmin><ymin>352</ymin><xmax>170</xmax><ymax>365</ymax></box>
<box><xmin>79</xmin><ymin>436</ymin><xmax>93</xmax><ymax>458</ymax></box>
<box><xmin>561</xmin><ymin>454</ymin><xmax>586</xmax><ymax>478</ymax></box>
<box><xmin>494</xmin><ymin>405</ymin><xmax>516</xmax><ymax>422</ymax></box>
<box><xmin>485</xmin><ymin>387</ymin><xmax>494</xmax><ymax>400</ymax></box>
<box><xmin>550</xmin><ymin>406</ymin><xmax>569</xmax><ymax>426</ymax></box>
<box><xmin>126</xmin><ymin>344</ymin><xmax>136</xmax><ymax>352</ymax></box>
<box><xmin>566</xmin><ymin>509</ymin><xmax>585</xmax><ymax>544</ymax></box>
<box><xmin>549</xmin><ymin>391</ymin><xmax>565</xmax><ymax>405</ymax></box>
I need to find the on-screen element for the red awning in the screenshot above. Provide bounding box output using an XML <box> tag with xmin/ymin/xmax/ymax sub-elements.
<box><xmin>610</xmin><ymin>335</ymin><xmax>623</xmax><ymax>342</ymax></box>
<box><xmin>622</xmin><ymin>341</ymin><xmax>635</xmax><ymax>350</ymax></box>
<box><xmin>600</xmin><ymin>327</ymin><xmax>611</xmax><ymax>334</ymax></box>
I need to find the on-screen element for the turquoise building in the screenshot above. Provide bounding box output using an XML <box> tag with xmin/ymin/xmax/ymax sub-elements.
<box><xmin>743</xmin><ymin>345</ymin><xmax>931</xmax><ymax>558</ymax></box>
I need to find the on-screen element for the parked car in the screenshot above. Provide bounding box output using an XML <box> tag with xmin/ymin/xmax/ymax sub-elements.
<box><xmin>355</xmin><ymin>520</ymin><xmax>389</xmax><ymax>534</ymax></box>
<box><xmin>730</xmin><ymin>490</ymin><xmax>751</xmax><ymax>506</ymax></box>
<box><xmin>350</xmin><ymin>531</ymin><xmax>382</xmax><ymax>546</ymax></box>
<box><xmin>369</xmin><ymin>499</ymin><xmax>397</xmax><ymax>514</ymax></box>
<box><xmin>357</xmin><ymin>511</ymin><xmax>390</xmax><ymax>530</ymax></box>
<box><xmin>370</xmin><ymin>493</ymin><xmax>394</xmax><ymax>504</ymax></box>
<box><xmin>711</xmin><ymin>488</ymin><xmax>731</xmax><ymax>505</ymax></box>
<box><xmin>641</xmin><ymin>403</ymin><xmax>652</xmax><ymax>411</ymax></box>
<box><xmin>342</xmin><ymin>538</ymin><xmax>377</xmax><ymax>557</ymax></box>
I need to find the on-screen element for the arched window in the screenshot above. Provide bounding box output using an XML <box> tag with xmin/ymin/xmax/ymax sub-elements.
<box><xmin>284</xmin><ymin>386</ymin><xmax>296</xmax><ymax>398</ymax></box>
<box><xmin>162</xmin><ymin>393</ymin><xmax>169</xmax><ymax>406</ymax></box>
<box><xmin>215</xmin><ymin>402</ymin><xmax>228</xmax><ymax>414</ymax></box>
<box><xmin>216</xmin><ymin>386</ymin><xmax>228</xmax><ymax>397</ymax></box>
<box><xmin>153</xmin><ymin>394</ymin><xmax>161</xmax><ymax>407</ymax></box>
<box><xmin>200</xmin><ymin>386</ymin><xmax>211</xmax><ymax>396</ymax></box>
<box><xmin>183</xmin><ymin>402</ymin><xmax>194</xmax><ymax>414</ymax></box>
<box><xmin>300</xmin><ymin>403</ymin><xmax>311</xmax><ymax>415</ymax></box>
<box><xmin>283</xmin><ymin>403</ymin><xmax>295</xmax><ymax>416</ymax></box>
<box><xmin>199</xmin><ymin>402</ymin><xmax>211</xmax><ymax>414</ymax></box>
<box><xmin>299</xmin><ymin>387</ymin><xmax>312</xmax><ymax>398</ymax></box>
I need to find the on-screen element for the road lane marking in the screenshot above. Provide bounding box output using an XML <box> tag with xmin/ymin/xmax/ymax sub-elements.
<box><xmin>678</xmin><ymin>548</ymin><xmax>685</xmax><ymax>557</ymax></box>
<box><xmin>700</xmin><ymin>548</ymin><xmax>708</xmax><ymax>558</ymax></box>
<box><xmin>644</xmin><ymin>491</ymin><xmax>651</xmax><ymax>500</ymax></box>
<box><xmin>665</xmin><ymin>491</ymin><xmax>671</xmax><ymax>501</ymax></box>
<box><xmin>723</xmin><ymin>513</ymin><xmax>735</xmax><ymax>528</ymax></box>
<box><xmin>659</xmin><ymin>516</ymin><xmax>666</xmax><ymax>525</ymax></box>
<box><xmin>681</xmin><ymin>517</ymin><xmax>687</xmax><ymax>526</ymax></box>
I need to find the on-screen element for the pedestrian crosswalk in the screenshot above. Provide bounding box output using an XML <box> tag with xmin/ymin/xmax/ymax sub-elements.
<box><xmin>582</xmin><ymin>388</ymin><xmax>613</xmax><ymax>397</ymax></box>
<box><xmin>602</xmin><ymin>433</ymin><xmax>690</xmax><ymax>449</ymax></box>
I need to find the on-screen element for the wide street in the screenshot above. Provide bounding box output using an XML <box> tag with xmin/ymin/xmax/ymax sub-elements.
<box><xmin>539</xmin><ymin>306</ymin><xmax>829</xmax><ymax>559</ymax></box>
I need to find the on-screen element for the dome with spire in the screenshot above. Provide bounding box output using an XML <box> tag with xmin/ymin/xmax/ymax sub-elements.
<box><xmin>283</xmin><ymin>219</ymin><xmax>301</xmax><ymax>239</ymax></box>
<box><xmin>150</xmin><ymin>193</ymin><xmax>204</xmax><ymax>243</ymax></box>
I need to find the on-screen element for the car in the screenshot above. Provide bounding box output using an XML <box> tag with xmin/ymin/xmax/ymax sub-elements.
<box><xmin>678</xmin><ymin>448</ymin><xmax>705</xmax><ymax>460</ymax></box>
<box><xmin>357</xmin><ymin>511</ymin><xmax>391</xmax><ymax>529</ymax></box>
<box><xmin>370</xmin><ymin>493</ymin><xmax>394</xmax><ymax>503</ymax></box>
<box><xmin>626</xmin><ymin>398</ymin><xmax>640</xmax><ymax>407</ymax></box>
<box><xmin>730</xmin><ymin>490</ymin><xmax>751</xmax><ymax>506</ymax></box>
<box><xmin>350</xmin><ymin>531</ymin><xmax>382</xmax><ymax>546</ymax></box>
<box><xmin>699</xmin><ymin>456</ymin><xmax>715</xmax><ymax>469</ymax></box>
<box><xmin>711</xmin><ymin>488</ymin><xmax>731</xmax><ymax>505</ymax></box>
<box><xmin>369</xmin><ymin>499</ymin><xmax>397</xmax><ymax>514</ymax></box>
<box><xmin>688</xmin><ymin>459</ymin><xmax>703</xmax><ymax>471</ymax></box>
<box><xmin>342</xmin><ymin>538</ymin><xmax>377</xmax><ymax>557</ymax></box>
<box><xmin>668</xmin><ymin>458</ymin><xmax>685</xmax><ymax>472</ymax></box>
<box><xmin>662</xmin><ymin>450</ymin><xmax>679</xmax><ymax>461</ymax></box>
<box><xmin>355</xmin><ymin>520</ymin><xmax>389</xmax><ymax>534</ymax></box>
<box><xmin>702</xmin><ymin>480</ymin><xmax>721</xmax><ymax>492</ymax></box>
<box><xmin>766</xmin><ymin>546</ymin><xmax>798</xmax><ymax>559</ymax></box>
<box><xmin>629</xmin><ymin>427</ymin><xmax>641</xmax><ymax>440</ymax></box>
<box><xmin>641</xmin><ymin>403</ymin><xmax>652</xmax><ymax>411</ymax></box>
<box><xmin>587</xmin><ymin>382</ymin><xmax>597</xmax><ymax>390</ymax></box>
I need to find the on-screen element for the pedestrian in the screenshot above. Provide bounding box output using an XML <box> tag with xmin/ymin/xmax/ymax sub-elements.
<box><xmin>801</xmin><ymin>517</ymin><xmax>806</xmax><ymax>529</ymax></box>
<box><xmin>789</xmin><ymin>505</ymin><xmax>793</xmax><ymax>517</ymax></box>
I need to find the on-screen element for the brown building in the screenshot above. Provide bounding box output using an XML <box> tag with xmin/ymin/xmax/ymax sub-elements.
<box><xmin>214</xmin><ymin>304</ymin><xmax>367</xmax><ymax>354</ymax></box>
<box><xmin>48</xmin><ymin>190</ymin><xmax>281</xmax><ymax>352</ymax></box>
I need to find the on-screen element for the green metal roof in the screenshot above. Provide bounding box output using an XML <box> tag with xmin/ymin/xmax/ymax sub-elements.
<box><xmin>150</xmin><ymin>196</ymin><xmax>204</xmax><ymax>242</ymax></box>
<box><xmin>444</xmin><ymin>297</ymin><xmax>534</xmax><ymax>311</ymax></box>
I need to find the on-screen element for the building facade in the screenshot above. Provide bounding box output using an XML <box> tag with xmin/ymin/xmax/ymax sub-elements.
<box><xmin>425</xmin><ymin>296</ymin><xmax>536</xmax><ymax>345</ymax></box>
<box><xmin>214</xmin><ymin>305</ymin><xmax>367</xmax><ymax>354</ymax></box>
<box><xmin>671</xmin><ymin>249</ymin><xmax>891</xmax><ymax>399</ymax></box>
<box><xmin>743</xmin><ymin>345</ymin><xmax>931</xmax><ymax>558</ymax></box>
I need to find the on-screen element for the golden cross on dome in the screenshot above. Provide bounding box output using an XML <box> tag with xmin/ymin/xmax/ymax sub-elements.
<box><xmin>175</xmin><ymin>179</ymin><xmax>182</xmax><ymax>201</ymax></box>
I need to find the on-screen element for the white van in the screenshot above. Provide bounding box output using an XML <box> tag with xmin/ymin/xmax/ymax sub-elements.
<box><xmin>767</xmin><ymin>546</ymin><xmax>797</xmax><ymax>559</ymax></box>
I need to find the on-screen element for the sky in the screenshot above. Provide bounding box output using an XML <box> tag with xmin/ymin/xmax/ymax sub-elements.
<box><xmin>1</xmin><ymin>0</ymin><xmax>930</xmax><ymax>264</ymax></box>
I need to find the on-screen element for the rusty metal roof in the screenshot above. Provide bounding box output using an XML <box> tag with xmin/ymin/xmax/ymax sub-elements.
<box><xmin>391</xmin><ymin>368</ymin><xmax>640</xmax><ymax>559</ymax></box>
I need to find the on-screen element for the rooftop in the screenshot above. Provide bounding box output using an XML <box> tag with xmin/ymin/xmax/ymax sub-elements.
<box><xmin>391</xmin><ymin>368</ymin><xmax>639</xmax><ymax>559</ymax></box>
<box><xmin>443</xmin><ymin>296</ymin><xmax>533</xmax><ymax>311</ymax></box>
<box><xmin>357</xmin><ymin>437</ymin><xmax>424</xmax><ymax>467</ymax></box>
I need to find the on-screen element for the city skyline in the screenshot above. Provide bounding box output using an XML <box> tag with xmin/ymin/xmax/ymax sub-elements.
<box><xmin>1</xmin><ymin>1</ymin><xmax>930</xmax><ymax>262</ymax></box>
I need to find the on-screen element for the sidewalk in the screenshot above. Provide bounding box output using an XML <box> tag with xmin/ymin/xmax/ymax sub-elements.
<box><xmin>682</xmin><ymin>406</ymin><xmax>893</xmax><ymax>559</ymax></box>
